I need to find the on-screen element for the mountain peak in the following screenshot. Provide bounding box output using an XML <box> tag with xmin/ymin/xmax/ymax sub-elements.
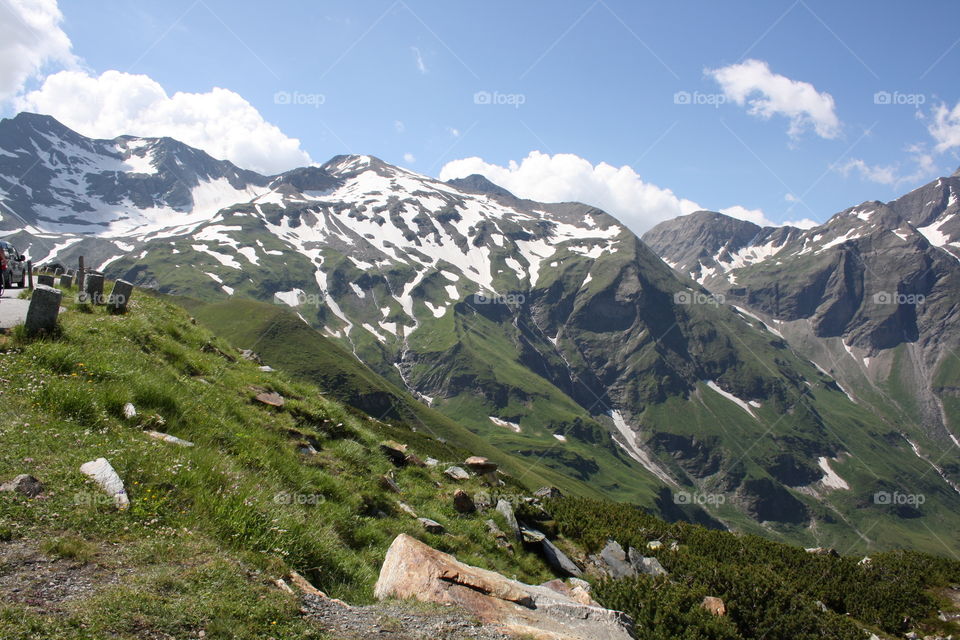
<box><xmin>445</xmin><ymin>174</ymin><xmax>516</xmax><ymax>199</ymax></box>
<box><xmin>321</xmin><ymin>154</ymin><xmax>392</xmax><ymax>178</ymax></box>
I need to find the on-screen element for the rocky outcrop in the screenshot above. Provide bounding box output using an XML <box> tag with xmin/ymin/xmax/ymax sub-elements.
<box><xmin>374</xmin><ymin>534</ymin><xmax>636</xmax><ymax>640</ymax></box>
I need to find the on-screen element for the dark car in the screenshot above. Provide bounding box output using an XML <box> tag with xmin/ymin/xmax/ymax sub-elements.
<box><xmin>0</xmin><ymin>240</ymin><xmax>27</xmax><ymax>288</ymax></box>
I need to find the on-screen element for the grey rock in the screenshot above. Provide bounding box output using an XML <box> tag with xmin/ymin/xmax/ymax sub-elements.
<box><xmin>443</xmin><ymin>466</ymin><xmax>469</xmax><ymax>481</ymax></box>
<box><xmin>0</xmin><ymin>474</ymin><xmax>43</xmax><ymax>497</ymax></box>
<box><xmin>495</xmin><ymin>499</ymin><xmax>522</xmax><ymax>543</ymax></box>
<box><xmin>106</xmin><ymin>279</ymin><xmax>134</xmax><ymax>313</ymax></box>
<box><xmin>24</xmin><ymin>285</ymin><xmax>61</xmax><ymax>336</ymax></box>
<box><xmin>628</xmin><ymin>547</ymin><xmax>667</xmax><ymax>577</ymax></box>
<box><xmin>541</xmin><ymin>536</ymin><xmax>583</xmax><ymax>577</ymax></box>
<box><xmin>599</xmin><ymin>540</ymin><xmax>635</xmax><ymax>579</ymax></box>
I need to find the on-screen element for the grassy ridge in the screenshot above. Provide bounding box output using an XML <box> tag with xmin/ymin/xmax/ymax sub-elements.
<box><xmin>0</xmin><ymin>288</ymin><xmax>557</xmax><ymax>638</ymax></box>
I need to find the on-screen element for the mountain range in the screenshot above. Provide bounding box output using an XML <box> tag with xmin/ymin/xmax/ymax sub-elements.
<box><xmin>2</xmin><ymin>111</ymin><xmax>958</xmax><ymax>555</ymax></box>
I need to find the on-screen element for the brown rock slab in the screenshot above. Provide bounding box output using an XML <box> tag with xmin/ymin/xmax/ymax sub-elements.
<box><xmin>464</xmin><ymin>456</ymin><xmax>498</xmax><ymax>474</ymax></box>
<box><xmin>374</xmin><ymin>534</ymin><xmax>635</xmax><ymax>640</ymax></box>
<box><xmin>255</xmin><ymin>391</ymin><xmax>285</xmax><ymax>407</ymax></box>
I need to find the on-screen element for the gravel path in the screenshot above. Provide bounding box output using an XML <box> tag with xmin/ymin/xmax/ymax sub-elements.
<box><xmin>301</xmin><ymin>594</ymin><xmax>515</xmax><ymax>640</ymax></box>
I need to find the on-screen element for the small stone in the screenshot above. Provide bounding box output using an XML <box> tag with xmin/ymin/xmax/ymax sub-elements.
<box><xmin>404</xmin><ymin>453</ymin><xmax>427</xmax><ymax>467</ymax></box>
<box><xmin>123</xmin><ymin>403</ymin><xmax>137</xmax><ymax>419</ymax></box>
<box><xmin>397</xmin><ymin>501</ymin><xmax>418</xmax><ymax>518</ymax></box>
<box><xmin>145</xmin><ymin>431</ymin><xmax>194</xmax><ymax>447</ymax></box>
<box><xmin>418</xmin><ymin>517</ymin><xmax>445</xmax><ymax>534</ymax></box>
<box><xmin>443</xmin><ymin>466</ymin><xmax>469</xmax><ymax>481</ymax></box>
<box><xmin>259</xmin><ymin>365</ymin><xmax>274</xmax><ymax>372</ymax></box>
<box><xmin>0</xmin><ymin>474</ymin><xmax>43</xmax><ymax>497</ymax></box>
<box><xmin>380</xmin><ymin>475</ymin><xmax>401</xmax><ymax>494</ymax></box>
<box><xmin>452</xmin><ymin>489</ymin><xmax>475</xmax><ymax>513</ymax></box>
<box><xmin>424</xmin><ymin>457</ymin><xmax>439</xmax><ymax>467</ymax></box>
<box><xmin>701</xmin><ymin>596</ymin><xmax>726</xmax><ymax>616</ymax></box>
<box><xmin>646</xmin><ymin>540</ymin><xmax>663</xmax><ymax>551</ymax></box>
<box><xmin>255</xmin><ymin>391</ymin><xmax>285</xmax><ymax>407</ymax></box>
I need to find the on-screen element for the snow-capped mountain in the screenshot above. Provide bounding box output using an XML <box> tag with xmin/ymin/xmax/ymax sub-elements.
<box><xmin>645</xmin><ymin>171</ymin><xmax>960</xmax><ymax>452</ymax></box>
<box><xmin>4</xmin><ymin>112</ymin><xmax>960</xmax><ymax>552</ymax></box>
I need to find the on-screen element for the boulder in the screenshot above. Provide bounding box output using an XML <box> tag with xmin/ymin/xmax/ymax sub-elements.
<box><xmin>424</xmin><ymin>457</ymin><xmax>439</xmax><ymax>467</ymax></box>
<box><xmin>418</xmin><ymin>517</ymin><xmax>445</xmax><ymax>534</ymax></box>
<box><xmin>496</xmin><ymin>499</ymin><xmax>523</xmax><ymax>543</ymax></box>
<box><xmin>628</xmin><ymin>547</ymin><xmax>667</xmax><ymax>577</ymax></box>
<box><xmin>541</xmin><ymin>537</ymin><xmax>583</xmax><ymax>578</ymax></box>
<box><xmin>701</xmin><ymin>596</ymin><xmax>726</xmax><ymax>616</ymax></box>
<box><xmin>599</xmin><ymin>540</ymin><xmax>635</xmax><ymax>579</ymax></box>
<box><xmin>444</xmin><ymin>466</ymin><xmax>470</xmax><ymax>481</ymax></box>
<box><xmin>0</xmin><ymin>474</ymin><xmax>43</xmax><ymax>497</ymax></box>
<box><xmin>464</xmin><ymin>456</ymin><xmax>498</xmax><ymax>474</ymax></box>
<box><xmin>374</xmin><ymin>534</ymin><xmax>635</xmax><ymax>640</ymax></box>
<box><xmin>452</xmin><ymin>489</ymin><xmax>476</xmax><ymax>513</ymax></box>
<box><xmin>122</xmin><ymin>403</ymin><xmax>137</xmax><ymax>419</ymax></box>
<box><xmin>79</xmin><ymin>458</ymin><xmax>129</xmax><ymax>509</ymax></box>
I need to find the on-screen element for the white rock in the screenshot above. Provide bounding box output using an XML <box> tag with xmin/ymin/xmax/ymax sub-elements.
<box><xmin>79</xmin><ymin>458</ymin><xmax>129</xmax><ymax>509</ymax></box>
<box><xmin>145</xmin><ymin>430</ymin><xmax>194</xmax><ymax>447</ymax></box>
<box><xmin>123</xmin><ymin>403</ymin><xmax>137</xmax><ymax>419</ymax></box>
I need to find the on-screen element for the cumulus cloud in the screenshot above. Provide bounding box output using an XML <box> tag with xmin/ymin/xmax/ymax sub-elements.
<box><xmin>929</xmin><ymin>100</ymin><xmax>960</xmax><ymax>153</ymax></box>
<box><xmin>439</xmin><ymin>151</ymin><xmax>793</xmax><ymax>233</ymax></box>
<box><xmin>0</xmin><ymin>0</ymin><xmax>77</xmax><ymax>100</ymax></box>
<box><xmin>16</xmin><ymin>70</ymin><xmax>312</xmax><ymax>174</ymax></box>
<box><xmin>707</xmin><ymin>59</ymin><xmax>840</xmax><ymax>140</ymax></box>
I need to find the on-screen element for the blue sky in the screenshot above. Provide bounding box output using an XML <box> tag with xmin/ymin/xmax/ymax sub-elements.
<box><xmin>3</xmin><ymin>0</ymin><xmax>960</xmax><ymax>232</ymax></box>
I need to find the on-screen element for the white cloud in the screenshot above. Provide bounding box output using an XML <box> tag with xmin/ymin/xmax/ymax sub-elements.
<box><xmin>16</xmin><ymin>70</ymin><xmax>311</xmax><ymax>174</ymax></box>
<box><xmin>403</xmin><ymin>152</ymin><xmax>416</xmax><ymax>163</ymax></box>
<box><xmin>929</xmin><ymin>100</ymin><xmax>960</xmax><ymax>153</ymax></box>
<box><xmin>394</xmin><ymin>120</ymin><xmax>405</xmax><ymax>133</ymax></box>
<box><xmin>439</xmin><ymin>151</ymin><xmax>781</xmax><ymax>233</ymax></box>
<box><xmin>836</xmin><ymin>159</ymin><xmax>898</xmax><ymax>185</ymax></box>
<box><xmin>447</xmin><ymin>126</ymin><xmax>461</xmax><ymax>137</ymax></box>
<box><xmin>707</xmin><ymin>59</ymin><xmax>840</xmax><ymax>140</ymax></box>
<box><xmin>0</xmin><ymin>0</ymin><xmax>77</xmax><ymax>100</ymax></box>
<box><xmin>411</xmin><ymin>46</ymin><xmax>427</xmax><ymax>74</ymax></box>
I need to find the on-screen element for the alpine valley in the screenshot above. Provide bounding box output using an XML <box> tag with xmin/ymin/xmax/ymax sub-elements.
<box><xmin>3</xmin><ymin>111</ymin><xmax>959</xmax><ymax>556</ymax></box>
